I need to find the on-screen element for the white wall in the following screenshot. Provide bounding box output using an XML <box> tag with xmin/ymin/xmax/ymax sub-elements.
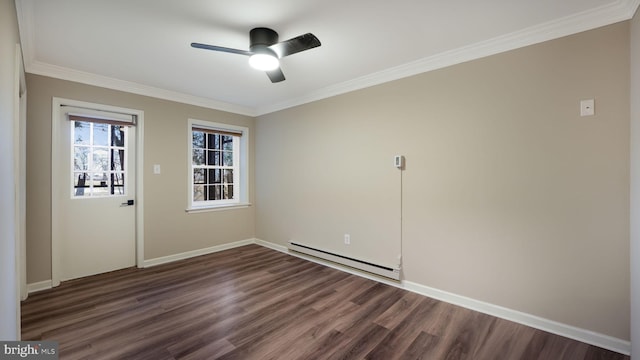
<box><xmin>0</xmin><ymin>0</ymin><xmax>21</xmax><ymax>340</ymax></box>
<box><xmin>630</xmin><ymin>7</ymin><xmax>640</xmax><ymax>359</ymax></box>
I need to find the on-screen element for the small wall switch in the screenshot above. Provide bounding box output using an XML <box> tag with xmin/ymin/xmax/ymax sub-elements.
<box><xmin>580</xmin><ymin>99</ymin><xmax>595</xmax><ymax>117</ymax></box>
<box><xmin>344</xmin><ymin>234</ymin><xmax>350</xmax><ymax>245</ymax></box>
<box><xmin>153</xmin><ymin>164</ymin><xmax>161</xmax><ymax>174</ymax></box>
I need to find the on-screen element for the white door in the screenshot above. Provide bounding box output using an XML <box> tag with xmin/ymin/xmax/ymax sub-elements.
<box><xmin>53</xmin><ymin>102</ymin><xmax>137</xmax><ymax>282</ymax></box>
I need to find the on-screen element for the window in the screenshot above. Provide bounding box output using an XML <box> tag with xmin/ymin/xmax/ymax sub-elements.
<box><xmin>69</xmin><ymin>113</ymin><xmax>134</xmax><ymax>198</ymax></box>
<box><xmin>188</xmin><ymin>119</ymin><xmax>249</xmax><ymax>210</ymax></box>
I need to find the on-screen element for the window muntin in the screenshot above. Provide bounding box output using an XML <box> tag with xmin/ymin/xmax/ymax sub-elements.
<box><xmin>71</xmin><ymin>120</ymin><xmax>127</xmax><ymax>197</ymax></box>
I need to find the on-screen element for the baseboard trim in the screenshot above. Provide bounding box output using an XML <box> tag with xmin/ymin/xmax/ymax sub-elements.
<box><xmin>254</xmin><ymin>239</ymin><xmax>288</xmax><ymax>253</ymax></box>
<box><xmin>143</xmin><ymin>238</ymin><xmax>255</xmax><ymax>268</ymax></box>
<box><xmin>253</xmin><ymin>238</ymin><xmax>630</xmax><ymax>356</ymax></box>
<box><xmin>402</xmin><ymin>281</ymin><xmax>630</xmax><ymax>356</ymax></box>
<box><xmin>27</xmin><ymin>280</ymin><xmax>52</xmax><ymax>294</ymax></box>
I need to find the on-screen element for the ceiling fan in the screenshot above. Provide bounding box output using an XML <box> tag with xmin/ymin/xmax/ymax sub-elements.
<box><xmin>191</xmin><ymin>27</ymin><xmax>321</xmax><ymax>83</ymax></box>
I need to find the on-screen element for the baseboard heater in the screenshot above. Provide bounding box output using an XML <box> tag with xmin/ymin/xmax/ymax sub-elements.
<box><xmin>288</xmin><ymin>242</ymin><xmax>401</xmax><ymax>280</ymax></box>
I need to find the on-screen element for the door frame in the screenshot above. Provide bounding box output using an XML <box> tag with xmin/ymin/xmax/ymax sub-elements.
<box><xmin>51</xmin><ymin>97</ymin><xmax>144</xmax><ymax>287</ymax></box>
<box><xmin>14</xmin><ymin>44</ymin><xmax>26</xmax><ymax>337</ymax></box>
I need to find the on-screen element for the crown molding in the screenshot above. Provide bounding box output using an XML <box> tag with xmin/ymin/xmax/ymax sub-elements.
<box><xmin>26</xmin><ymin>61</ymin><xmax>257</xmax><ymax>116</ymax></box>
<box><xmin>16</xmin><ymin>0</ymin><xmax>640</xmax><ymax>117</ymax></box>
<box><xmin>255</xmin><ymin>0</ymin><xmax>639</xmax><ymax>115</ymax></box>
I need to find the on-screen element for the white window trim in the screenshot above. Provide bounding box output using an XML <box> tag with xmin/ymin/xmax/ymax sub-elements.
<box><xmin>186</xmin><ymin>119</ymin><xmax>250</xmax><ymax>212</ymax></box>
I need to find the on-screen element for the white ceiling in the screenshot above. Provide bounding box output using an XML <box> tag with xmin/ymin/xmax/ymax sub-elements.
<box><xmin>16</xmin><ymin>0</ymin><xmax>640</xmax><ymax>116</ymax></box>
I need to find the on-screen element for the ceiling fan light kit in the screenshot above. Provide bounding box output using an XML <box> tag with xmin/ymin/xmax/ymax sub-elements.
<box><xmin>191</xmin><ymin>27</ymin><xmax>321</xmax><ymax>83</ymax></box>
<box><xmin>249</xmin><ymin>52</ymin><xmax>279</xmax><ymax>71</ymax></box>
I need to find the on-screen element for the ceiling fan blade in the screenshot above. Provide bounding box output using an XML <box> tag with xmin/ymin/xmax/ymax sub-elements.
<box><xmin>269</xmin><ymin>33</ymin><xmax>321</xmax><ymax>58</ymax></box>
<box><xmin>266</xmin><ymin>68</ymin><xmax>285</xmax><ymax>83</ymax></box>
<box><xmin>191</xmin><ymin>42</ymin><xmax>252</xmax><ymax>56</ymax></box>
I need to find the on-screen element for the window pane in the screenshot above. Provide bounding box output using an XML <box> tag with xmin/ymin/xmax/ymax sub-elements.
<box><xmin>194</xmin><ymin>169</ymin><xmax>205</xmax><ymax>184</ymax></box>
<box><xmin>193</xmin><ymin>131</ymin><xmax>205</xmax><ymax>148</ymax></box>
<box><xmin>93</xmin><ymin>123</ymin><xmax>109</xmax><ymax>146</ymax></box>
<box><xmin>208</xmin><ymin>150</ymin><xmax>222</xmax><ymax>166</ymax></box>
<box><xmin>194</xmin><ymin>185</ymin><xmax>205</xmax><ymax>201</ymax></box>
<box><xmin>224</xmin><ymin>185</ymin><xmax>233</xmax><ymax>199</ymax></box>
<box><xmin>193</xmin><ymin>149</ymin><xmax>205</xmax><ymax>165</ymax></box>
<box><xmin>74</xmin><ymin>146</ymin><xmax>90</xmax><ymax>171</ymax></box>
<box><xmin>93</xmin><ymin>149</ymin><xmax>109</xmax><ymax>172</ymax></box>
<box><xmin>112</xmin><ymin>173</ymin><xmax>125</xmax><ymax>195</ymax></box>
<box><xmin>74</xmin><ymin>173</ymin><xmax>89</xmax><ymax>197</ymax></box>
<box><xmin>111</xmin><ymin>126</ymin><xmax>125</xmax><ymax>147</ymax></box>
<box><xmin>112</xmin><ymin>149</ymin><xmax>124</xmax><ymax>171</ymax></box>
<box><xmin>223</xmin><ymin>151</ymin><xmax>233</xmax><ymax>166</ymax></box>
<box><xmin>208</xmin><ymin>185</ymin><xmax>222</xmax><ymax>200</ymax></box>
<box><xmin>209</xmin><ymin>169</ymin><xmax>221</xmax><ymax>184</ymax></box>
<box><xmin>93</xmin><ymin>173</ymin><xmax>108</xmax><ymax>188</ymax></box>
<box><xmin>223</xmin><ymin>169</ymin><xmax>233</xmax><ymax>184</ymax></box>
<box><xmin>74</xmin><ymin>121</ymin><xmax>90</xmax><ymax>145</ymax></box>
<box><xmin>208</xmin><ymin>134</ymin><xmax>220</xmax><ymax>150</ymax></box>
<box><xmin>222</xmin><ymin>136</ymin><xmax>233</xmax><ymax>150</ymax></box>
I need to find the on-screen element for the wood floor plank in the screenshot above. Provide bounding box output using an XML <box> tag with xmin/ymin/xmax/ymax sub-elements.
<box><xmin>364</xmin><ymin>297</ymin><xmax>441</xmax><ymax>360</ymax></box>
<box><xmin>260</xmin><ymin>295</ymin><xmax>368</xmax><ymax>360</ymax></box>
<box><xmin>174</xmin><ymin>338</ymin><xmax>235</xmax><ymax>360</ymax></box>
<box><xmin>334</xmin><ymin>284</ymin><xmax>406</xmax><ymax>335</ymax></box>
<box><xmin>311</xmin><ymin>276</ymin><xmax>378</xmax><ymax>312</ymax></box>
<box><xmin>21</xmin><ymin>244</ymin><xmax>629</xmax><ymax>360</ymax></box>
<box><xmin>373</xmin><ymin>291</ymin><xmax>424</xmax><ymax>330</ymax></box>
<box><xmin>325</xmin><ymin>323</ymin><xmax>389</xmax><ymax>360</ymax></box>
<box><xmin>296</xmin><ymin>330</ymin><xmax>355</xmax><ymax>360</ymax></box>
<box><xmin>399</xmin><ymin>331</ymin><xmax>441</xmax><ymax>360</ymax></box>
<box><xmin>470</xmin><ymin>317</ymin><xmax>537</xmax><ymax>360</ymax></box>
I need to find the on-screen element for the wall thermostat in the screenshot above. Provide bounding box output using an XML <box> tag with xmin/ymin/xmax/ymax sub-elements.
<box><xmin>394</xmin><ymin>155</ymin><xmax>404</xmax><ymax>169</ymax></box>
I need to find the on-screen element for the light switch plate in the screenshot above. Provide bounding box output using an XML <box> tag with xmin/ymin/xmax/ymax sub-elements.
<box><xmin>580</xmin><ymin>99</ymin><xmax>595</xmax><ymax>116</ymax></box>
<box><xmin>153</xmin><ymin>164</ymin><xmax>161</xmax><ymax>174</ymax></box>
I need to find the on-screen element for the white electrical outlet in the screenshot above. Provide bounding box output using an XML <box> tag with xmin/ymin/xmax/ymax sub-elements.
<box><xmin>344</xmin><ymin>234</ymin><xmax>351</xmax><ymax>245</ymax></box>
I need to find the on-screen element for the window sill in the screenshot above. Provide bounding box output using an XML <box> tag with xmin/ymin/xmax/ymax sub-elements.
<box><xmin>185</xmin><ymin>203</ymin><xmax>252</xmax><ymax>214</ymax></box>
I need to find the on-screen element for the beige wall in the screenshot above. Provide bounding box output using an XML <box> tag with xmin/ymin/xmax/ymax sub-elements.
<box><xmin>630</xmin><ymin>6</ymin><xmax>640</xmax><ymax>358</ymax></box>
<box><xmin>26</xmin><ymin>75</ymin><xmax>256</xmax><ymax>283</ymax></box>
<box><xmin>255</xmin><ymin>98</ymin><xmax>402</xmax><ymax>268</ymax></box>
<box><xmin>0</xmin><ymin>0</ymin><xmax>21</xmax><ymax>339</ymax></box>
<box><xmin>256</xmin><ymin>22</ymin><xmax>630</xmax><ymax>340</ymax></box>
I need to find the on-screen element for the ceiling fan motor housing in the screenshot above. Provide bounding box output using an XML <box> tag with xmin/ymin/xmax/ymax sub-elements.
<box><xmin>250</xmin><ymin>27</ymin><xmax>279</xmax><ymax>54</ymax></box>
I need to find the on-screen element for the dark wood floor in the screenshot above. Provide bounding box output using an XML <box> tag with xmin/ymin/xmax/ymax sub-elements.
<box><xmin>22</xmin><ymin>244</ymin><xmax>628</xmax><ymax>360</ymax></box>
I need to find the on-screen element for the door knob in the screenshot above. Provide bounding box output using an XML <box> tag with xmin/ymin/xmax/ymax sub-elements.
<box><xmin>121</xmin><ymin>199</ymin><xmax>135</xmax><ymax>206</ymax></box>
